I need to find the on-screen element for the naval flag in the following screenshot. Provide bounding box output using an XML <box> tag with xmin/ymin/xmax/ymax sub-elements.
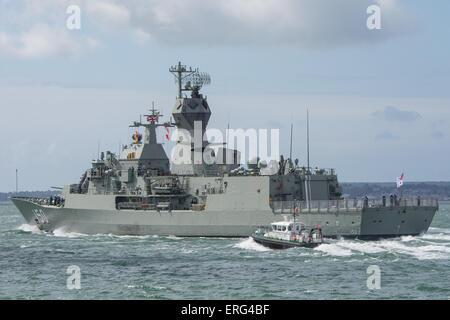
<box><xmin>396</xmin><ymin>173</ymin><xmax>404</xmax><ymax>188</ymax></box>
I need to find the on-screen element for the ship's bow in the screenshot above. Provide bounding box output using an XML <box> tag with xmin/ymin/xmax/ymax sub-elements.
<box><xmin>10</xmin><ymin>197</ymin><xmax>44</xmax><ymax>225</ymax></box>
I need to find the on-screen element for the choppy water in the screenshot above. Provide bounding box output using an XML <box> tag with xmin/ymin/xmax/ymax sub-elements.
<box><xmin>0</xmin><ymin>201</ymin><xmax>449</xmax><ymax>299</ymax></box>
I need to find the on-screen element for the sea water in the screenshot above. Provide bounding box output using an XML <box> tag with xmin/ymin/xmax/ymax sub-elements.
<box><xmin>0</xmin><ymin>201</ymin><xmax>448</xmax><ymax>299</ymax></box>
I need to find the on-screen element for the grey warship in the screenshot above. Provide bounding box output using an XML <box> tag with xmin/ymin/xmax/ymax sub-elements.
<box><xmin>11</xmin><ymin>62</ymin><xmax>438</xmax><ymax>238</ymax></box>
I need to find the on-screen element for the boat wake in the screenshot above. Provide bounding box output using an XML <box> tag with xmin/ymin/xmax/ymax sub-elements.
<box><xmin>52</xmin><ymin>228</ymin><xmax>89</xmax><ymax>238</ymax></box>
<box><xmin>314</xmin><ymin>243</ymin><xmax>354</xmax><ymax>257</ymax></box>
<box><xmin>13</xmin><ymin>225</ymin><xmax>185</xmax><ymax>242</ymax></box>
<box><xmin>234</xmin><ymin>237</ymin><xmax>271</xmax><ymax>252</ymax></box>
<box><xmin>14</xmin><ymin>222</ymin><xmax>450</xmax><ymax>260</ymax></box>
<box><xmin>314</xmin><ymin>229</ymin><xmax>450</xmax><ymax>260</ymax></box>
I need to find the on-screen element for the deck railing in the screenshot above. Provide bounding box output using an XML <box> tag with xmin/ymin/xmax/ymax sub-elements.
<box><xmin>13</xmin><ymin>196</ymin><xmax>439</xmax><ymax>213</ymax></box>
<box><xmin>11</xmin><ymin>197</ymin><xmax>65</xmax><ymax>207</ymax></box>
<box><xmin>272</xmin><ymin>197</ymin><xmax>438</xmax><ymax>214</ymax></box>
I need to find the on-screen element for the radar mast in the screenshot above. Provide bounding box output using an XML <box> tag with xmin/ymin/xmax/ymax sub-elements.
<box><xmin>129</xmin><ymin>102</ymin><xmax>174</xmax><ymax>145</ymax></box>
<box><xmin>169</xmin><ymin>61</ymin><xmax>211</xmax><ymax>98</ymax></box>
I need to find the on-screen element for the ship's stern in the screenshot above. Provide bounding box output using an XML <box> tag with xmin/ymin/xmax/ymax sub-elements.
<box><xmin>359</xmin><ymin>204</ymin><xmax>438</xmax><ymax>239</ymax></box>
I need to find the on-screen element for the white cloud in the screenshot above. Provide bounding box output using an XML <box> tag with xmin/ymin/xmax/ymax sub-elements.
<box><xmin>132</xmin><ymin>28</ymin><xmax>151</xmax><ymax>45</ymax></box>
<box><xmin>0</xmin><ymin>24</ymin><xmax>98</xmax><ymax>59</ymax></box>
<box><xmin>0</xmin><ymin>0</ymin><xmax>418</xmax><ymax>59</ymax></box>
<box><xmin>86</xmin><ymin>1</ymin><xmax>131</xmax><ymax>29</ymax></box>
<box><xmin>122</xmin><ymin>0</ymin><xmax>417</xmax><ymax>48</ymax></box>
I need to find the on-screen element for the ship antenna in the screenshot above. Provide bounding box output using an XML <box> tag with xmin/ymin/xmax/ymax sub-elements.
<box><xmin>15</xmin><ymin>169</ymin><xmax>18</xmax><ymax>195</ymax></box>
<box><xmin>293</xmin><ymin>198</ymin><xmax>296</xmax><ymax>223</ymax></box>
<box><xmin>305</xmin><ymin>108</ymin><xmax>312</xmax><ymax>208</ymax></box>
<box><xmin>169</xmin><ymin>61</ymin><xmax>211</xmax><ymax>98</ymax></box>
<box><xmin>289</xmin><ymin>123</ymin><xmax>293</xmax><ymax>161</ymax></box>
<box><xmin>227</xmin><ymin>122</ymin><xmax>230</xmax><ymax>147</ymax></box>
<box><xmin>307</xmin><ymin>109</ymin><xmax>310</xmax><ymax>170</ymax></box>
<box><xmin>169</xmin><ymin>62</ymin><xmax>193</xmax><ymax>99</ymax></box>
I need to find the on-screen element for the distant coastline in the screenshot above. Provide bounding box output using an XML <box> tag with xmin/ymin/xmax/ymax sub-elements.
<box><xmin>1</xmin><ymin>182</ymin><xmax>450</xmax><ymax>202</ymax></box>
<box><xmin>341</xmin><ymin>182</ymin><xmax>450</xmax><ymax>201</ymax></box>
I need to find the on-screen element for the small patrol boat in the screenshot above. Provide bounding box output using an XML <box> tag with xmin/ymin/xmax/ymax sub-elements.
<box><xmin>251</xmin><ymin>221</ymin><xmax>323</xmax><ymax>249</ymax></box>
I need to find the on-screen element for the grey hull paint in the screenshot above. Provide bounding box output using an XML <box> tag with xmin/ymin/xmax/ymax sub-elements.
<box><xmin>11</xmin><ymin>198</ymin><xmax>437</xmax><ymax>238</ymax></box>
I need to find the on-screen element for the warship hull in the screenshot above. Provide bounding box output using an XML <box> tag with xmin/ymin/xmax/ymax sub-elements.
<box><xmin>11</xmin><ymin>197</ymin><xmax>438</xmax><ymax>239</ymax></box>
<box><xmin>10</xmin><ymin>62</ymin><xmax>440</xmax><ymax>240</ymax></box>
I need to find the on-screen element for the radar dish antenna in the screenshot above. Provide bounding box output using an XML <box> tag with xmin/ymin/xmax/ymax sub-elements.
<box><xmin>184</xmin><ymin>71</ymin><xmax>211</xmax><ymax>88</ymax></box>
<box><xmin>169</xmin><ymin>62</ymin><xmax>211</xmax><ymax>98</ymax></box>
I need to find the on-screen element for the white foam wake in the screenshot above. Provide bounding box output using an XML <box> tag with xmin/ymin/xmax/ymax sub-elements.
<box><xmin>313</xmin><ymin>235</ymin><xmax>450</xmax><ymax>260</ymax></box>
<box><xmin>52</xmin><ymin>227</ymin><xmax>88</xmax><ymax>238</ymax></box>
<box><xmin>166</xmin><ymin>235</ymin><xmax>184</xmax><ymax>240</ymax></box>
<box><xmin>332</xmin><ymin>241</ymin><xmax>386</xmax><ymax>254</ymax></box>
<box><xmin>52</xmin><ymin>230</ymin><xmax>160</xmax><ymax>240</ymax></box>
<box><xmin>234</xmin><ymin>237</ymin><xmax>271</xmax><ymax>252</ymax></box>
<box><xmin>16</xmin><ymin>224</ymin><xmax>41</xmax><ymax>234</ymax></box>
<box><xmin>375</xmin><ymin>239</ymin><xmax>449</xmax><ymax>260</ymax></box>
<box><xmin>106</xmin><ymin>234</ymin><xmax>153</xmax><ymax>240</ymax></box>
<box><xmin>420</xmin><ymin>233</ymin><xmax>450</xmax><ymax>241</ymax></box>
<box><xmin>314</xmin><ymin>243</ymin><xmax>354</xmax><ymax>257</ymax></box>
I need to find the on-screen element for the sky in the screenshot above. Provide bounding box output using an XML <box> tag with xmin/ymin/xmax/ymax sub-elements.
<box><xmin>0</xmin><ymin>0</ymin><xmax>449</xmax><ymax>191</ymax></box>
